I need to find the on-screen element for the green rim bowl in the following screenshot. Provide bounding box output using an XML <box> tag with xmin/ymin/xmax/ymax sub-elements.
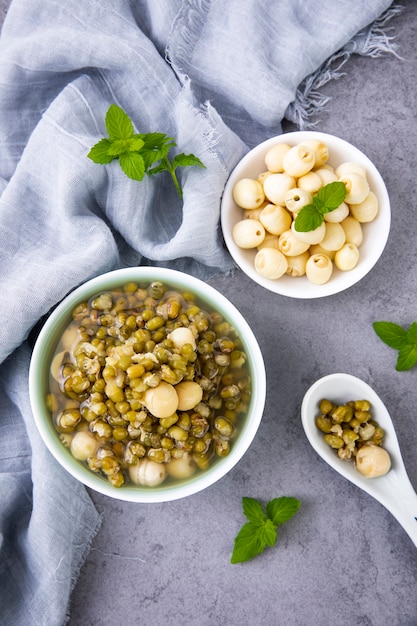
<box><xmin>29</xmin><ymin>267</ymin><xmax>266</xmax><ymax>503</ymax></box>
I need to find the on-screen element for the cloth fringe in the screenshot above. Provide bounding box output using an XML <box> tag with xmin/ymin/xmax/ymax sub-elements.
<box><xmin>285</xmin><ymin>3</ymin><xmax>404</xmax><ymax>129</ymax></box>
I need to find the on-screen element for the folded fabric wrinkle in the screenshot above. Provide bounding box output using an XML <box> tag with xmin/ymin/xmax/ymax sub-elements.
<box><xmin>0</xmin><ymin>1</ymin><xmax>401</xmax><ymax>624</ymax></box>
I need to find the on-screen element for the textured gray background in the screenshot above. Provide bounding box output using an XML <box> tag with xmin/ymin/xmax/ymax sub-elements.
<box><xmin>2</xmin><ymin>1</ymin><xmax>417</xmax><ymax>625</ymax></box>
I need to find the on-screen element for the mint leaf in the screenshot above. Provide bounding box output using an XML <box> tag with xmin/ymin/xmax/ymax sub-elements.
<box><xmin>242</xmin><ymin>496</ymin><xmax>267</xmax><ymax>524</ymax></box>
<box><xmin>266</xmin><ymin>496</ymin><xmax>301</xmax><ymax>526</ymax></box>
<box><xmin>105</xmin><ymin>104</ymin><xmax>133</xmax><ymax>141</ymax></box>
<box><xmin>139</xmin><ymin>132</ymin><xmax>175</xmax><ymax>151</ymax></box>
<box><xmin>231</xmin><ymin>522</ymin><xmax>267</xmax><ymax>564</ymax></box>
<box><xmin>87</xmin><ymin>138</ymin><xmax>115</xmax><ymax>164</ymax></box>
<box><xmin>294</xmin><ymin>204</ymin><xmax>323</xmax><ymax>232</ymax></box>
<box><xmin>373</xmin><ymin>321</ymin><xmax>408</xmax><ymax>349</ymax></box>
<box><xmin>260</xmin><ymin>518</ymin><xmax>278</xmax><ymax>547</ymax></box>
<box><xmin>127</xmin><ymin>136</ymin><xmax>145</xmax><ymax>152</ymax></box>
<box><xmin>315</xmin><ymin>181</ymin><xmax>346</xmax><ymax>211</ymax></box>
<box><xmin>396</xmin><ymin>344</ymin><xmax>417</xmax><ymax>371</ymax></box>
<box><xmin>407</xmin><ymin>321</ymin><xmax>417</xmax><ymax>343</ymax></box>
<box><xmin>373</xmin><ymin>321</ymin><xmax>417</xmax><ymax>371</ymax></box>
<box><xmin>119</xmin><ymin>152</ymin><xmax>146</xmax><ymax>180</ymax></box>
<box><xmin>231</xmin><ymin>496</ymin><xmax>300</xmax><ymax>564</ymax></box>
<box><xmin>88</xmin><ymin>105</ymin><xmax>205</xmax><ymax>196</ymax></box>
<box><xmin>293</xmin><ymin>181</ymin><xmax>346</xmax><ymax>232</ymax></box>
<box><xmin>107</xmin><ymin>139</ymin><xmax>132</xmax><ymax>157</ymax></box>
<box><xmin>172</xmin><ymin>153</ymin><xmax>206</xmax><ymax>170</ymax></box>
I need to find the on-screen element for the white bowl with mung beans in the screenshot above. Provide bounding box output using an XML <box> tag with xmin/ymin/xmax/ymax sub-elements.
<box><xmin>221</xmin><ymin>131</ymin><xmax>390</xmax><ymax>298</ymax></box>
<box><xmin>29</xmin><ymin>266</ymin><xmax>266</xmax><ymax>503</ymax></box>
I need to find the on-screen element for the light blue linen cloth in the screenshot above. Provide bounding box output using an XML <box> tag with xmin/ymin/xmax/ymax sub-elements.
<box><xmin>0</xmin><ymin>1</ymin><xmax>399</xmax><ymax>623</ymax></box>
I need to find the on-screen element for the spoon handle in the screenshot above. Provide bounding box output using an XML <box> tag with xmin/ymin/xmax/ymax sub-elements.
<box><xmin>379</xmin><ymin>469</ymin><xmax>417</xmax><ymax>548</ymax></box>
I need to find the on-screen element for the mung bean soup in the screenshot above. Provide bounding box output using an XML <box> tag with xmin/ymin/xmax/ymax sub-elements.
<box><xmin>46</xmin><ymin>280</ymin><xmax>252</xmax><ymax>488</ymax></box>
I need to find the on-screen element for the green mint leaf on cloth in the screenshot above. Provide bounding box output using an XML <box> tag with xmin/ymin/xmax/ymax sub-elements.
<box><xmin>172</xmin><ymin>153</ymin><xmax>207</xmax><ymax>169</ymax></box>
<box><xmin>127</xmin><ymin>136</ymin><xmax>145</xmax><ymax>152</ymax></box>
<box><xmin>119</xmin><ymin>152</ymin><xmax>146</xmax><ymax>181</ymax></box>
<box><xmin>231</xmin><ymin>496</ymin><xmax>300</xmax><ymax>564</ymax></box>
<box><xmin>87</xmin><ymin>138</ymin><xmax>115</xmax><ymax>164</ymax></box>
<box><xmin>105</xmin><ymin>103</ymin><xmax>134</xmax><ymax>140</ymax></box>
<box><xmin>107</xmin><ymin>139</ymin><xmax>132</xmax><ymax>157</ymax></box>
<box><xmin>294</xmin><ymin>181</ymin><xmax>346</xmax><ymax>232</ymax></box>
<box><xmin>87</xmin><ymin>104</ymin><xmax>205</xmax><ymax>198</ymax></box>
<box><xmin>373</xmin><ymin>321</ymin><xmax>417</xmax><ymax>371</ymax></box>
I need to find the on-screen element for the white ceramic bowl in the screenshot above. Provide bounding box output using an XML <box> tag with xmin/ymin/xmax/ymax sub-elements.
<box><xmin>29</xmin><ymin>267</ymin><xmax>266</xmax><ymax>503</ymax></box>
<box><xmin>221</xmin><ymin>131</ymin><xmax>390</xmax><ymax>298</ymax></box>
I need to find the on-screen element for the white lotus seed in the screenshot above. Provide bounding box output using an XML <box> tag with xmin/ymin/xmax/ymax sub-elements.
<box><xmin>232</xmin><ymin>219</ymin><xmax>265</xmax><ymax>248</ymax></box>
<box><xmin>167</xmin><ymin>327</ymin><xmax>196</xmax><ymax>350</ymax></box>
<box><xmin>309</xmin><ymin>243</ymin><xmax>335</xmax><ymax>260</ymax></box>
<box><xmin>301</xmin><ymin>139</ymin><xmax>329</xmax><ymax>167</ymax></box>
<box><xmin>254</xmin><ymin>247</ymin><xmax>288</xmax><ymax>279</ymax></box>
<box><xmin>175</xmin><ymin>381</ymin><xmax>203</xmax><ymax>411</ymax></box>
<box><xmin>232</xmin><ymin>177</ymin><xmax>265</xmax><ymax>209</ymax></box>
<box><xmin>61</xmin><ymin>325</ymin><xmax>79</xmax><ymax>350</ymax></box>
<box><xmin>51</xmin><ymin>350</ymin><xmax>66</xmax><ymax>381</ymax></box>
<box><xmin>278</xmin><ymin>229</ymin><xmax>310</xmax><ymax>256</ymax></box>
<box><xmin>335</xmin><ymin>161</ymin><xmax>367</xmax><ymax>179</ymax></box>
<box><xmin>263</xmin><ymin>172</ymin><xmax>296</xmax><ymax>205</ymax></box>
<box><xmin>305</xmin><ymin>254</ymin><xmax>333</xmax><ymax>284</ymax></box>
<box><xmin>297</xmin><ymin>171</ymin><xmax>322</xmax><ymax>194</ymax></box>
<box><xmin>70</xmin><ymin>431</ymin><xmax>99</xmax><ymax>461</ymax></box>
<box><xmin>259</xmin><ymin>203</ymin><xmax>292</xmax><ymax>235</ymax></box>
<box><xmin>323</xmin><ymin>201</ymin><xmax>349</xmax><ymax>223</ymax></box>
<box><xmin>264</xmin><ymin>143</ymin><xmax>291</xmax><ymax>172</ymax></box>
<box><xmin>314</xmin><ymin>167</ymin><xmax>338</xmax><ymax>186</ymax></box>
<box><xmin>341</xmin><ymin>216</ymin><xmax>363</xmax><ymax>246</ymax></box>
<box><xmin>129</xmin><ymin>458</ymin><xmax>167</xmax><ymax>486</ymax></box>
<box><xmin>291</xmin><ymin>220</ymin><xmax>325</xmax><ymax>245</ymax></box>
<box><xmin>284</xmin><ymin>188</ymin><xmax>313</xmax><ymax>213</ymax></box>
<box><xmin>349</xmin><ymin>190</ymin><xmax>379</xmax><ymax>223</ymax></box>
<box><xmin>257</xmin><ymin>233</ymin><xmax>280</xmax><ymax>250</ymax></box>
<box><xmin>320</xmin><ymin>222</ymin><xmax>346</xmax><ymax>251</ymax></box>
<box><xmin>243</xmin><ymin>207</ymin><xmax>263</xmax><ymax>221</ymax></box>
<box><xmin>257</xmin><ymin>171</ymin><xmax>272</xmax><ymax>185</ymax></box>
<box><xmin>282</xmin><ymin>144</ymin><xmax>316</xmax><ymax>177</ymax></box>
<box><xmin>355</xmin><ymin>444</ymin><xmax>391</xmax><ymax>478</ymax></box>
<box><xmin>334</xmin><ymin>243</ymin><xmax>360</xmax><ymax>271</ymax></box>
<box><xmin>339</xmin><ymin>172</ymin><xmax>370</xmax><ymax>204</ymax></box>
<box><xmin>143</xmin><ymin>382</ymin><xmax>179</xmax><ymax>418</ymax></box>
<box><xmin>166</xmin><ymin>453</ymin><xmax>197</xmax><ymax>479</ymax></box>
<box><xmin>286</xmin><ymin>251</ymin><xmax>309</xmax><ymax>277</ymax></box>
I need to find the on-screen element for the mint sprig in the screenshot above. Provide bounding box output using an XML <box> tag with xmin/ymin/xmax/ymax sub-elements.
<box><xmin>231</xmin><ymin>496</ymin><xmax>300</xmax><ymax>564</ymax></box>
<box><xmin>88</xmin><ymin>104</ymin><xmax>206</xmax><ymax>198</ymax></box>
<box><xmin>294</xmin><ymin>181</ymin><xmax>346</xmax><ymax>232</ymax></box>
<box><xmin>373</xmin><ymin>321</ymin><xmax>417</xmax><ymax>371</ymax></box>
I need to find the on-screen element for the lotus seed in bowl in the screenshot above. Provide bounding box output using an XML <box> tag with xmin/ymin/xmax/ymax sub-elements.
<box><xmin>221</xmin><ymin>131</ymin><xmax>390</xmax><ymax>298</ymax></box>
<box><xmin>29</xmin><ymin>267</ymin><xmax>266</xmax><ymax>503</ymax></box>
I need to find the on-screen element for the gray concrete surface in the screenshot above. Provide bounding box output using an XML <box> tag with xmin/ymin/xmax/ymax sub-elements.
<box><xmin>3</xmin><ymin>1</ymin><xmax>417</xmax><ymax>624</ymax></box>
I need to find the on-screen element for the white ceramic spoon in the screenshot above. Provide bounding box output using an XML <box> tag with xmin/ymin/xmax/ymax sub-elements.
<box><xmin>301</xmin><ymin>372</ymin><xmax>417</xmax><ymax>548</ymax></box>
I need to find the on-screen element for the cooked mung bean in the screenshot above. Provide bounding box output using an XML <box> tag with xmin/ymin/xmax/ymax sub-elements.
<box><xmin>47</xmin><ymin>280</ymin><xmax>252</xmax><ymax>487</ymax></box>
<box><xmin>315</xmin><ymin>398</ymin><xmax>391</xmax><ymax>474</ymax></box>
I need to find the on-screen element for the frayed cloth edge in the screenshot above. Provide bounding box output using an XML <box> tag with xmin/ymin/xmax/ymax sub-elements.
<box><xmin>285</xmin><ymin>2</ymin><xmax>404</xmax><ymax>129</ymax></box>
